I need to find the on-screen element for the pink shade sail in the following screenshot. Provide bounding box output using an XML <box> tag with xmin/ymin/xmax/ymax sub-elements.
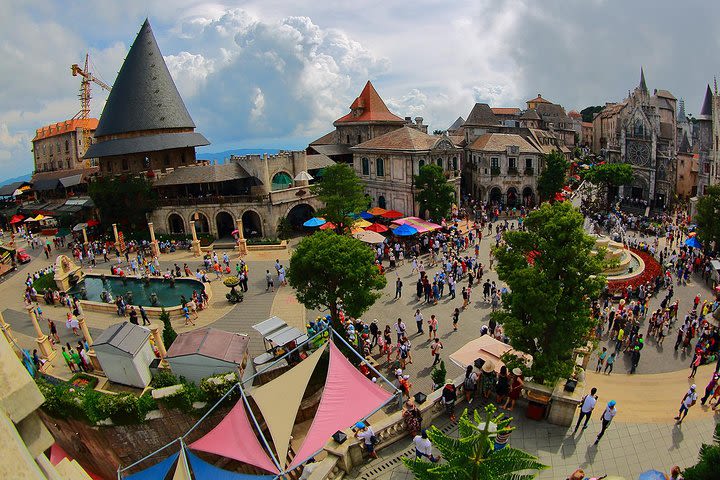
<box><xmin>392</xmin><ymin>217</ymin><xmax>441</xmax><ymax>233</ymax></box>
<box><xmin>190</xmin><ymin>400</ymin><xmax>279</xmax><ymax>474</ymax></box>
<box><xmin>289</xmin><ymin>341</ymin><xmax>393</xmax><ymax>469</ymax></box>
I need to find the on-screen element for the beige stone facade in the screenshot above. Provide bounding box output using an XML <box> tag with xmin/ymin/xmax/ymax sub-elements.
<box><xmin>32</xmin><ymin>119</ymin><xmax>98</xmax><ymax>173</ymax></box>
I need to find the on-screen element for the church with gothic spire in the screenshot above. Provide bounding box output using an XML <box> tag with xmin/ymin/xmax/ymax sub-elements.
<box><xmin>591</xmin><ymin>68</ymin><xmax>677</xmax><ymax>209</ymax></box>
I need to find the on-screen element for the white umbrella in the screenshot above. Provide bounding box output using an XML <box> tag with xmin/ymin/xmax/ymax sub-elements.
<box><xmin>73</xmin><ymin>222</ymin><xmax>88</xmax><ymax>232</ymax></box>
<box><xmin>353</xmin><ymin>230</ymin><xmax>386</xmax><ymax>244</ymax></box>
<box><xmin>294</xmin><ymin>171</ymin><xmax>314</xmax><ymax>182</ymax></box>
<box><xmin>12</xmin><ymin>189</ymin><xmax>24</xmax><ymax>197</ymax></box>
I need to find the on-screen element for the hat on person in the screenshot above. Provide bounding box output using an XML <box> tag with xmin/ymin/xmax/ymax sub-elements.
<box><xmin>690</xmin><ymin>384</ymin><xmax>696</xmax><ymax>390</ymax></box>
<box><xmin>395</xmin><ymin>368</ymin><xmax>403</xmax><ymax>376</ymax></box>
<box><xmin>372</xmin><ymin>319</ymin><xmax>378</xmax><ymax>323</ymax></box>
<box><xmin>512</xmin><ymin>367</ymin><xmax>523</xmax><ymax>376</ymax></box>
<box><xmin>403</xmin><ymin>375</ymin><xmax>410</xmax><ymax>380</ymax></box>
<box><xmin>355</xmin><ymin>421</ymin><xmax>366</xmax><ymax>429</ymax></box>
<box><xmin>481</xmin><ymin>360</ymin><xmax>496</xmax><ymax>373</ymax></box>
<box><xmin>608</xmin><ymin>400</ymin><xmax>616</xmax><ymax>407</ymax></box>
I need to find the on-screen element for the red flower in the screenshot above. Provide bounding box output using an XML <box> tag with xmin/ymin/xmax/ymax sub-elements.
<box><xmin>606</xmin><ymin>248</ymin><xmax>662</xmax><ymax>293</ymax></box>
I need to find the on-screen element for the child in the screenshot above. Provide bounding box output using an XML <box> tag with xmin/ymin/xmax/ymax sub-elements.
<box><xmin>596</xmin><ymin>347</ymin><xmax>607</xmax><ymax>372</ymax></box>
<box><xmin>604</xmin><ymin>352</ymin><xmax>616</xmax><ymax>374</ymax></box>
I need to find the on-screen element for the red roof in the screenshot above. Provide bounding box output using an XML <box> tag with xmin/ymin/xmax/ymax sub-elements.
<box><xmin>491</xmin><ymin>108</ymin><xmax>520</xmax><ymax>115</ymax></box>
<box><xmin>33</xmin><ymin>118</ymin><xmax>99</xmax><ymax>141</ymax></box>
<box><xmin>334</xmin><ymin>81</ymin><xmax>404</xmax><ymax>124</ymax></box>
<box><xmin>527</xmin><ymin>94</ymin><xmax>552</xmax><ymax>105</ymax></box>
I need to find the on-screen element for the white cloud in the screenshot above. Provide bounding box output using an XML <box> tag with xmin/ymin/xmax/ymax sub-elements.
<box><xmin>250</xmin><ymin>87</ymin><xmax>265</xmax><ymax>122</ymax></box>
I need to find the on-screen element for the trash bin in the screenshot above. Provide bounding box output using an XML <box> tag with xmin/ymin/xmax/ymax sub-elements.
<box><xmin>526</xmin><ymin>400</ymin><xmax>547</xmax><ymax>421</ymax></box>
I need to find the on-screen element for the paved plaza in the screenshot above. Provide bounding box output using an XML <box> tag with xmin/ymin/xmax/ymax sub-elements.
<box><xmin>3</xmin><ymin>221</ymin><xmax>719</xmax><ymax>478</ymax></box>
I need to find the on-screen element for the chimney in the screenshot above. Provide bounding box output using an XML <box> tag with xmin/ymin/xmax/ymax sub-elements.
<box><xmin>415</xmin><ymin>117</ymin><xmax>424</xmax><ymax>125</ymax></box>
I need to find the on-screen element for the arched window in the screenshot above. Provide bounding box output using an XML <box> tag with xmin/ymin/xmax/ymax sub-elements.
<box><xmin>65</xmin><ymin>140</ymin><xmax>69</xmax><ymax>152</ymax></box>
<box><xmin>378</xmin><ymin>195</ymin><xmax>386</xmax><ymax>209</ymax></box>
<box><xmin>361</xmin><ymin>157</ymin><xmax>370</xmax><ymax>176</ymax></box>
<box><xmin>271</xmin><ymin>172</ymin><xmax>293</xmax><ymax>191</ymax></box>
<box><xmin>452</xmin><ymin>157</ymin><xmax>458</xmax><ymax>170</ymax></box>
<box><xmin>376</xmin><ymin>158</ymin><xmax>385</xmax><ymax>177</ymax></box>
<box><xmin>419</xmin><ymin>159</ymin><xmax>425</xmax><ymax>169</ymax></box>
<box><xmin>436</xmin><ymin>158</ymin><xmax>443</xmax><ymax>169</ymax></box>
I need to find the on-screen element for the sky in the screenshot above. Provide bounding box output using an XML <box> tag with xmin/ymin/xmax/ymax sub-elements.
<box><xmin>1</xmin><ymin>0</ymin><xmax>719</xmax><ymax>180</ymax></box>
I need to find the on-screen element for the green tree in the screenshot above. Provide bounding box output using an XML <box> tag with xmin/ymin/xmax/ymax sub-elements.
<box><xmin>311</xmin><ymin>163</ymin><xmax>367</xmax><ymax>232</ymax></box>
<box><xmin>695</xmin><ymin>185</ymin><xmax>720</xmax><ymax>252</ymax></box>
<box><xmin>580</xmin><ymin>105</ymin><xmax>604</xmax><ymax>123</ymax></box>
<box><xmin>583</xmin><ymin>163</ymin><xmax>634</xmax><ymax>211</ymax></box>
<box><xmin>536</xmin><ymin>151</ymin><xmax>569</xmax><ymax>202</ymax></box>
<box><xmin>288</xmin><ymin>231</ymin><xmax>386</xmax><ymax>328</ymax></box>
<box><xmin>403</xmin><ymin>405</ymin><xmax>546</xmax><ymax>480</ymax></box>
<box><xmin>159</xmin><ymin>309</ymin><xmax>177</xmax><ymax>349</ymax></box>
<box><xmin>276</xmin><ymin>216</ymin><xmax>293</xmax><ymax>240</ymax></box>
<box><xmin>88</xmin><ymin>175</ymin><xmax>158</xmax><ymax>231</ymax></box>
<box><xmin>684</xmin><ymin>423</ymin><xmax>720</xmax><ymax>480</ymax></box>
<box><xmin>415</xmin><ymin>164</ymin><xmax>455</xmax><ymax>221</ymax></box>
<box><xmin>491</xmin><ymin>202</ymin><xmax>606</xmax><ymax>383</ymax></box>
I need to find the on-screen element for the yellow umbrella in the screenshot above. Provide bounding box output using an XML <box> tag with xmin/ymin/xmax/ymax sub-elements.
<box><xmin>34</xmin><ymin>214</ymin><xmax>45</xmax><ymax>221</ymax></box>
<box><xmin>351</xmin><ymin>227</ymin><xmax>364</xmax><ymax>234</ymax></box>
<box><xmin>353</xmin><ymin>219</ymin><xmax>372</xmax><ymax>228</ymax></box>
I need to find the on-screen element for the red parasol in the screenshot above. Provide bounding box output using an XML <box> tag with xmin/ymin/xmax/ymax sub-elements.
<box><xmin>365</xmin><ymin>222</ymin><xmax>389</xmax><ymax>233</ymax></box>
<box><xmin>9</xmin><ymin>214</ymin><xmax>24</xmax><ymax>224</ymax></box>
<box><xmin>367</xmin><ymin>207</ymin><xmax>387</xmax><ymax>216</ymax></box>
<box><xmin>319</xmin><ymin>222</ymin><xmax>336</xmax><ymax>230</ymax></box>
<box><xmin>86</xmin><ymin>219</ymin><xmax>100</xmax><ymax>227</ymax></box>
<box><xmin>380</xmin><ymin>209</ymin><xmax>403</xmax><ymax>219</ymax></box>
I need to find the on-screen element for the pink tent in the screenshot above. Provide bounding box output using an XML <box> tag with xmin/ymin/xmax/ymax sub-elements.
<box><xmin>392</xmin><ymin>217</ymin><xmax>441</xmax><ymax>233</ymax></box>
<box><xmin>289</xmin><ymin>341</ymin><xmax>393</xmax><ymax>468</ymax></box>
<box><xmin>190</xmin><ymin>400</ymin><xmax>279</xmax><ymax>473</ymax></box>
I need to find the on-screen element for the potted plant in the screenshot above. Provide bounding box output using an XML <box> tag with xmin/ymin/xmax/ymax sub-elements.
<box><xmin>223</xmin><ymin>276</ymin><xmax>244</xmax><ymax>303</ymax></box>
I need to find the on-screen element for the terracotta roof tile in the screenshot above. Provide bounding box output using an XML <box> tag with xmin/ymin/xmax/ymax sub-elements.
<box><xmin>468</xmin><ymin>133</ymin><xmax>541</xmax><ymax>154</ymax></box>
<box><xmin>31</xmin><ymin>167</ymin><xmax>98</xmax><ymax>183</ymax></box>
<box><xmin>309</xmin><ymin>131</ymin><xmax>336</xmax><ymax>145</ymax></box>
<box><xmin>334</xmin><ymin>81</ymin><xmax>404</xmax><ymax>124</ymax></box>
<box><xmin>527</xmin><ymin>94</ymin><xmax>552</xmax><ymax>104</ymax></box>
<box><xmin>491</xmin><ymin>108</ymin><xmax>521</xmax><ymax>115</ymax></box>
<box><xmin>33</xmin><ymin>119</ymin><xmax>98</xmax><ymax>141</ymax></box>
<box><xmin>352</xmin><ymin>127</ymin><xmax>453</xmax><ymax>151</ymax></box>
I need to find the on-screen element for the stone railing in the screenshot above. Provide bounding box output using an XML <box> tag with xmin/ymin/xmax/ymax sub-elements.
<box><xmin>157</xmin><ymin>194</ymin><xmax>267</xmax><ymax>207</ymax></box>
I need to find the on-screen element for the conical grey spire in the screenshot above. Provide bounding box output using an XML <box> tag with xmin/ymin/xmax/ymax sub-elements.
<box><xmin>94</xmin><ymin>19</ymin><xmax>197</xmax><ymax>137</ymax></box>
<box><xmin>639</xmin><ymin>67</ymin><xmax>648</xmax><ymax>94</ymax></box>
<box><xmin>699</xmin><ymin>84</ymin><xmax>713</xmax><ymax>120</ymax></box>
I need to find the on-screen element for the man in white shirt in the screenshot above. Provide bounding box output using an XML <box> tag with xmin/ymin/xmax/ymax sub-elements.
<box><xmin>573</xmin><ymin>387</ymin><xmax>598</xmax><ymax>433</ymax></box>
<box><xmin>394</xmin><ymin>318</ymin><xmax>407</xmax><ymax>343</ymax></box>
<box><xmin>354</xmin><ymin>422</ymin><xmax>378</xmax><ymax>459</ymax></box>
<box><xmin>594</xmin><ymin>400</ymin><xmax>617</xmax><ymax>445</ymax></box>
<box><xmin>674</xmin><ymin>384</ymin><xmax>697</xmax><ymax>424</ymax></box>
<box><xmin>413</xmin><ymin>430</ymin><xmax>440</xmax><ymax>462</ymax></box>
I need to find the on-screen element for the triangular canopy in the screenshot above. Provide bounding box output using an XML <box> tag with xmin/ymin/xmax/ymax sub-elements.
<box><xmin>171</xmin><ymin>449</ymin><xmax>191</xmax><ymax>480</ymax></box>
<box><xmin>94</xmin><ymin>19</ymin><xmax>197</xmax><ymax>138</ymax></box>
<box><xmin>289</xmin><ymin>341</ymin><xmax>393</xmax><ymax>468</ymax></box>
<box><xmin>365</xmin><ymin>223</ymin><xmax>388</xmax><ymax>233</ymax></box>
<box><xmin>191</xmin><ymin>399</ymin><xmax>279</xmax><ymax>473</ymax></box>
<box><xmin>124</xmin><ymin>452</ymin><xmax>179</xmax><ymax>480</ymax></box>
<box><xmin>252</xmin><ymin>344</ymin><xmax>327</xmax><ymax>469</ymax></box>
<box><xmin>186</xmin><ymin>451</ymin><xmax>275</xmax><ymax>480</ymax></box>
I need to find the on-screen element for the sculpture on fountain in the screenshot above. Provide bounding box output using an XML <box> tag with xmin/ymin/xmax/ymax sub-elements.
<box><xmin>53</xmin><ymin>255</ymin><xmax>85</xmax><ymax>291</ymax></box>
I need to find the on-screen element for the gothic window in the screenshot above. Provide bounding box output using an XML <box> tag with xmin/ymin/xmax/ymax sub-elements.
<box><xmin>376</xmin><ymin>158</ymin><xmax>385</xmax><ymax>177</ymax></box>
<box><xmin>361</xmin><ymin>157</ymin><xmax>370</xmax><ymax>175</ymax></box>
<box><xmin>436</xmin><ymin>158</ymin><xmax>443</xmax><ymax>169</ymax></box>
<box><xmin>452</xmin><ymin>157</ymin><xmax>458</xmax><ymax>170</ymax></box>
<box><xmin>633</xmin><ymin>120</ymin><xmax>644</xmax><ymax>137</ymax></box>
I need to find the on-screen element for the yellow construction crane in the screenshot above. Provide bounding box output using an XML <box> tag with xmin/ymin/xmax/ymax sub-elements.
<box><xmin>71</xmin><ymin>53</ymin><xmax>112</xmax><ymax>119</ymax></box>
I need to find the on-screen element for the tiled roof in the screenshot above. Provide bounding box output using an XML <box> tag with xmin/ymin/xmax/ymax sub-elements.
<box><xmin>166</xmin><ymin>327</ymin><xmax>249</xmax><ymax>365</ymax></box>
<box><xmin>519</xmin><ymin>109</ymin><xmax>540</xmax><ymax>120</ymax></box>
<box><xmin>309</xmin><ymin>131</ymin><xmax>336</xmax><ymax>145</ymax></box>
<box><xmin>463</xmin><ymin>103</ymin><xmax>499</xmax><ymax>127</ymax></box>
<box><xmin>154</xmin><ymin>162</ymin><xmax>249</xmax><ymax>186</ymax></box>
<box><xmin>33</xmin><ymin>119</ymin><xmax>98</xmax><ymax>141</ymax></box>
<box><xmin>449</xmin><ymin>135</ymin><xmax>466</xmax><ymax>147</ymax></box>
<box><xmin>581</xmin><ymin>122</ymin><xmax>593</xmax><ymax>128</ymax></box>
<box><xmin>352</xmin><ymin>127</ymin><xmax>451</xmax><ymax>151</ymax></box>
<box><xmin>94</xmin><ymin>322</ymin><xmax>150</xmax><ymax>357</ymax></box>
<box><xmin>655</xmin><ymin>89</ymin><xmax>676</xmax><ymax>100</ymax></box>
<box><xmin>94</xmin><ymin>19</ymin><xmax>200</xmax><ymax>138</ymax></box>
<box><xmin>84</xmin><ymin>132</ymin><xmax>209</xmax><ymax>159</ymax></box>
<box><xmin>334</xmin><ymin>81</ymin><xmax>404</xmax><ymax>124</ymax></box>
<box><xmin>309</xmin><ymin>144</ymin><xmax>351</xmax><ymax>157</ymax></box>
<box><xmin>468</xmin><ymin>133</ymin><xmax>541</xmax><ymax>154</ymax></box>
<box><xmin>447</xmin><ymin>116</ymin><xmax>465</xmax><ymax>131</ymax></box>
<box><xmin>596</xmin><ymin>103</ymin><xmax>626</xmax><ymax>119</ymax></box>
<box><xmin>491</xmin><ymin>108</ymin><xmax>520</xmax><ymax>115</ymax></box>
<box><xmin>306</xmin><ymin>154</ymin><xmax>336</xmax><ymax>170</ymax></box>
<box><xmin>568</xmin><ymin>110</ymin><xmax>582</xmax><ymax>119</ymax></box>
<box><xmin>31</xmin><ymin>167</ymin><xmax>98</xmax><ymax>183</ymax></box>
<box><xmin>527</xmin><ymin>94</ymin><xmax>552</xmax><ymax>105</ymax></box>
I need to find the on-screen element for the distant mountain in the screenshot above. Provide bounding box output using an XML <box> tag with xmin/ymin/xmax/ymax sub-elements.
<box><xmin>197</xmin><ymin>148</ymin><xmax>281</xmax><ymax>164</ymax></box>
<box><xmin>0</xmin><ymin>173</ymin><xmax>32</xmax><ymax>187</ymax></box>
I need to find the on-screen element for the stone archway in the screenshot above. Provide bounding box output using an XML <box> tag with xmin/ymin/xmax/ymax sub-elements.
<box><xmin>506</xmin><ymin>187</ymin><xmax>518</xmax><ymax>207</ymax></box>
<box><xmin>242</xmin><ymin>210</ymin><xmax>263</xmax><ymax>238</ymax></box>
<box><xmin>378</xmin><ymin>195</ymin><xmax>387</xmax><ymax>209</ymax></box>
<box><xmin>167</xmin><ymin>213</ymin><xmax>185</xmax><ymax>234</ymax></box>
<box><xmin>286</xmin><ymin>203</ymin><xmax>315</xmax><ymax>229</ymax></box>
<box><xmin>191</xmin><ymin>212</ymin><xmax>210</xmax><ymax>234</ymax></box>
<box><xmin>522</xmin><ymin>187</ymin><xmax>535</xmax><ymax>207</ymax></box>
<box><xmin>215</xmin><ymin>211</ymin><xmax>235</xmax><ymax>239</ymax></box>
<box><xmin>489</xmin><ymin>187</ymin><xmax>502</xmax><ymax>204</ymax></box>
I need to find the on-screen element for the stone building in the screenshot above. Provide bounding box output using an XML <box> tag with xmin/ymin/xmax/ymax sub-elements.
<box><xmin>465</xmin><ymin>133</ymin><xmax>543</xmax><ymax>207</ymax></box>
<box><xmin>591</xmin><ymin>69</ymin><xmax>677</xmax><ymax>208</ymax></box>
<box><xmin>351</xmin><ymin>127</ymin><xmax>462</xmax><ymax>215</ymax></box>
<box><xmin>84</xmin><ymin>20</ymin><xmax>210</xmax><ymax>175</ymax></box>
<box><xmin>695</xmin><ymin>85</ymin><xmax>715</xmax><ymax>191</ymax></box>
<box><xmin>675</xmin><ymin>133</ymin><xmax>698</xmax><ymax>199</ymax></box>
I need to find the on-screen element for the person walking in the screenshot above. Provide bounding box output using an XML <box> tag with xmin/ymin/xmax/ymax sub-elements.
<box><xmin>414</xmin><ymin>309</ymin><xmax>424</xmax><ymax>335</ymax></box>
<box><xmin>463</xmin><ymin>365</ymin><xmax>478</xmax><ymax>404</ymax></box>
<box><xmin>596</xmin><ymin>347</ymin><xmax>607</xmax><ymax>373</ymax></box>
<box><xmin>594</xmin><ymin>400</ymin><xmax>617</xmax><ymax>445</ymax></box>
<box><xmin>451</xmin><ymin>308</ymin><xmax>461</xmax><ymax>331</ymax></box>
<box><xmin>394</xmin><ymin>318</ymin><xmax>407</xmax><ymax>343</ymax></box>
<box><xmin>603</xmin><ymin>352</ymin><xmax>616</xmax><ymax>374</ymax></box>
<box><xmin>674</xmin><ymin>384</ymin><xmax>698</xmax><ymax>424</ymax></box>
<box><xmin>427</xmin><ymin>315</ymin><xmax>438</xmax><ymax>340</ymax></box>
<box><xmin>573</xmin><ymin>387</ymin><xmax>598</xmax><ymax>433</ymax></box>
<box><xmin>413</xmin><ymin>430</ymin><xmax>441</xmax><ymax>463</ymax></box>
<box><xmin>701</xmin><ymin>373</ymin><xmax>719</xmax><ymax>405</ymax></box>
<box><xmin>139</xmin><ymin>305</ymin><xmax>150</xmax><ymax>326</ymax></box>
<box><xmin>689</xmin><ymin>353</ymin><xmax>702</xmax><ymax>378</ymax></box>
<box><xmin>395</xmin><ymin>277</ymin><xmax>403</xmax><ymax>299</ymax></box>
<box><xmin>630</xmin><ymin>345</ymin><xmax>641</xmax><ymax>374</ymax></box>
<box><xmin>430</xmin><ymin>338</ymin><xmax>443</xmax><ymax>366</ymax></box>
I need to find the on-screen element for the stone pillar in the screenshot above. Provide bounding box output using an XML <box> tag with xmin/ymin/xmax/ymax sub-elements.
<box><xmin>148</xmin><ymin>222</ymin><xmax>160</xmax><ymax>258</ymax></box>
<box><xmin>0</xmin><ymin>310</ymin><xmax>17</xmax><ymax>346</ymax></box>
<box><xmin>77</xmin><ymin>316</ymin><xmax>93</xmax><ymax>347</ymax></box>
<box><xmin>235</xmin><ymin>217</ymin><xmax>248</xmax><ymax>256</ymax></box>
<box><xmin>148</xmin><ymin>322</ymin><xmax>167</xmax><ymax>360</ymax></box>
<box><xmin>261</xmin><ymin>153</ymin><xmax>271</xmax><ymax>194</ymax></box>
<box><xmin>26</xmin><ymin>307</ymin><xmax>55</xmax><ymax>361</ymax></box>
<box><xmin>82</xmin><ymin>227</ymin><xmax>88</xmax><ymax>245</ymax></box>
<box><xmin>190</xmin><ymin>220</ymin><xmax>202</xmax><ymax>257</ymax></box>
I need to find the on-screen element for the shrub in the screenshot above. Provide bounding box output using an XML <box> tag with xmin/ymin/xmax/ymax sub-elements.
<box><xmin>150</xmin><ymin>370</ymin><xmax>179</xmax><ymax>388</ymax></box>
<box><xmin>199</xmin><ymin>372</ymin><xmax>240</xmax><ymax>404</ymax></box>
<box><xmin>70</xmin><ymin>373</ymin><xmax>99</xmax><ymax>390</ymax></box>
<box><xmin>277</xmin><ymin>216</ymin><xmax>293</xmax><ymax>240</ymax></box>
<box><xmin>431</xmin><ymin>361</ymin><xmax>447</xmax><ymax>389</ymax></box>
<box><xmin>161</xmin><ymin>383</ymin><xmax>202</xmax><ymax>412</ymax></box>
<box><xmin>246</xmin><ymin>237</ymin><xmax>281</xmax><ymax>245</ymax></box>
<box><xmin>160</xmin><ymin>309</ymin><xmax>177</xmax><ymax>349</ymax></box>
<box><xmin>33</xmin><ymin>273</ymin><xmax>57</xmax><ymax>292</ymax></box>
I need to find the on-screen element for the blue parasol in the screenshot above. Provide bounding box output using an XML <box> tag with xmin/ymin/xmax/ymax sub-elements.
<box><xmin>303</xmin><ymin>217</ymin><xmax>326</xmax><ymax>228</ymax></box>
<box><xmin>393</xmin><ymin>224</ymin><xmax>418</xmax><ymax>236</ymax></box>
<box><xmin>360</xmin><ymin>211</ymin><xmax>374</xmax><ymax>220</ymax></box>
<box><xmin>685</xmin><ymin>237</ymin><xmax>702</xmax><ymax>249</ymax></box>
<box><xmin>638</xmin><ymin>470</ymin><xmax>667</xmax><ymax>480</ymax></box>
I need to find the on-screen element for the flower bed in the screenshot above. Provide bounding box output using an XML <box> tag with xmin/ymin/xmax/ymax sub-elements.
<box><xmin>70</xmin><ymin>373</ymin><xmax>99</xmax><ymax>390</ymax></box>
<box><xmin>606</xmin><ymin>248</ymin><xmax>662</xmax><ymax>293</ymax></box>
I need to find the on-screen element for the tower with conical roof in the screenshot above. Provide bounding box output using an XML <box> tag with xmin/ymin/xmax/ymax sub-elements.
<box><xmin>85</xmin><ymin>19</ymin><xmax>209</xmax><ymax>175</ymax></box>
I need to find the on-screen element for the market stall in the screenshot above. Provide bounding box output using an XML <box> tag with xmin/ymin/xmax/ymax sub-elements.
<box><xmin>251</xmin><ymin>316</ymin><xmax>308</xmax><ymax>366</ymax></box>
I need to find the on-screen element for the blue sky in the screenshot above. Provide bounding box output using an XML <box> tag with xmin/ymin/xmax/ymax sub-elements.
<box><xmin>1</xmin><ymin>0</ymin><xmax>719</xmax><ymax>178</ymax></box>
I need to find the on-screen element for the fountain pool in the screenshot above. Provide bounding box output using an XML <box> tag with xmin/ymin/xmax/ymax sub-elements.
<box><xmin>69</xmin><ymin>274</ymin><xmax>206</xmax><ymax>310</ymax></box>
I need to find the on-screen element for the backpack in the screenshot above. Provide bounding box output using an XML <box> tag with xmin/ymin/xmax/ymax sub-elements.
<box><xmin>464</xmin><ymin>374</ymin><xmax>476</xmax><ymax>390</ymax></box>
